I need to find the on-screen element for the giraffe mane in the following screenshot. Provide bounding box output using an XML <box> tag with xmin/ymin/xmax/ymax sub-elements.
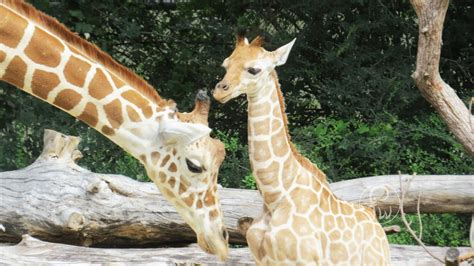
<box><xmin>271</xmin><ymin>71</ymin><xmax>328</xmax><ymax>183</ymax></box>
<box><xmin>1</xmin><ymin>0</ymin><xmax>172</xmax><ymax>106</ymax></box>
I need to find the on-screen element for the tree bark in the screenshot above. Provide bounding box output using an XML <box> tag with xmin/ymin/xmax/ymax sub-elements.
<box><xmin>0</xmin><ymin>130</ymin><xmax>473</xmax><ymax>247</ymax></box>
<box><xmin>0</xmin><ymin>235</ymin><xmax>472</xmax><ymax>266</ymax></box>
<box><xmin>410</xmin><ymin>0</ymin><xmax>474</xmax><ymax>156</ymax></box>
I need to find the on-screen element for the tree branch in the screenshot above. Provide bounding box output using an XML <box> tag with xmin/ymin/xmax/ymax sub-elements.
<box><xmin>410</xmin><ymin>0</ymin><xmax>474</xmax><ymax>156</ymax></box>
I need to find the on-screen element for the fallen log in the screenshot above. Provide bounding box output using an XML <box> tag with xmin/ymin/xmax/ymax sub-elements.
<box><xmin>0</xmin><ymin>235</ymin><xmax>472</xmax><ymax>266</ymax></box>
<box><xmin>0</xmin><ymin>129</ymin><xmax>473</xmax><ymax>247</ymax></box>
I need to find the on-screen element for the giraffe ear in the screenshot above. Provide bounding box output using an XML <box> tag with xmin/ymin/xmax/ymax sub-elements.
<box><xmin>271</xmin><ymin>38</ymin><xmax>296</xmax><ymax>66</ymax></box>
<box><xmin>159</xmin><ymin>120</ymin><xmax>211</xmax><ymax>146</ymax></box>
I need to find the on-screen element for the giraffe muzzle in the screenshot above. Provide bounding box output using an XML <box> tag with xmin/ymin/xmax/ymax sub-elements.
<box><xmin>212</xmin><ymin>85</ymin><xmax>235</xmax><ymax>104</ymax></box>
<box><xmin>197</xmin><ymin>227</ymin><xmax>229</xmax><ymax>261</ymax></box>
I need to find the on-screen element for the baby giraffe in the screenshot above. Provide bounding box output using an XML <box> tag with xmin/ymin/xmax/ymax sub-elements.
<box><xmin>213</xmin><ymin>35</ymin><xmax>390</xmax><ymax>265</ymax></box>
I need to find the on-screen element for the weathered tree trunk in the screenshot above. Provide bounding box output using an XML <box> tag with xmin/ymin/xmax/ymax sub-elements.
<box><xmin>410</xmin><ymin>0</ymin><xmax>474</xmax><ymax>156</ymax></box>
<box><xmin>0</xmin><ymin>130</ymin><xmax>473</xmax><ymax>247</ymax></box>
<box><xmin>0</xmin><ymin>130</ymin><xmax>259</xmax><ymax>247</ymax></box>
<box><xmin>0</xmin><ymin>235</ymin><xmax>472</xmax><ymax>266</ymax></box>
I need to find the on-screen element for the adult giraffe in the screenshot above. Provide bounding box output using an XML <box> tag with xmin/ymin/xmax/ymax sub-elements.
<box><xmin>0</xmin><ymin>0</ymin><xmax>229</xmax><ymax>259</ymax></box>
<box><xmin>213</xmin><ymin>35</ymin><xmax>390</xmax><ymax>265</ymax></box>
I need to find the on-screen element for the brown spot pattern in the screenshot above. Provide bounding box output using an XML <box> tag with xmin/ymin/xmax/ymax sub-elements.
<box><xmin>168</xmin><ymin>177</ymin><xmax>176</xmax><ymax>188</ymax></box>
<box><xmin>292</xmin><ymin>215</ymin><xmax>312</xmax><ymax>236</ymax></box>
<box><xmin>320</xmin><ymin>233</ymin><xmax>329</xmax><ymax>255</ymax></box>
<box><xmin>169</xmin><ymin>163</ymin><xmax>177</xmax><ymax>172</ymax></box>
<box><xmin>290</xmin><ymin>187</ymin><xmax>318</xmax><ymax>214</ymax></box>
<box><xmin>281</xmin><ymin>159</ymin><xmax>296</xmax><ymax>189</ymax></box>
<box><xmin>0</xmin><ymin>7</ymin><xmax>28</xmax><ymax>48</ymax></box>
<box><xmin>329</xmin><ymin>242</ymin><xmax>348</xmax><ymax>262</ymax></box>
<box><xmin>126</xmin><ymin>106</ymin><xmax>140</xmax><ymax>122</ymax></box>
<box><xmin>263</xmin><ymin>191</ymin><xmax>280</xmax><ymax>205</ymax></box>
<box><xmin>121</xmin><ymin>90</ymin><xmax>152</xmax><ymax>118</ymax></box>
<box><xmin>162</xmin><ymin>187</ymin><xmax>175</xmax><ymax>200</ymax></box>
<box><xmin>270</xmin><ymin>207</ymin><xmax>289</xmax><ymax>227</ymax></box>
<box><xmin>209</xmin><ymin>210</ymin><xmax>219</xmax><ymax>220</ymax></box>
<box><xmin>310</xmin><ymin>208</ymin><xmax>323</xmax><ymax>228</ymax></box>
<box><xmin>319</xmin><ymin>189</ymin><xmax>331</xmax><ymax>213</ymax></box>
<box><xmin>256</xmin><ymin>161</ymin><xmax>279</xmax><ymax>186</ymax></box>
<box><xmin>78</xmin><ymin>102</ymin><xmax>98</xmax><ymax>127</ymax></box>
<box><xmin>196</xmin><ymin>200</ymin><xmax>203</xmax><ymax>209</ymax></box>
<box><xmin>0</xmin><ymin>50</ymin><xmax>6</xmax><ymax>63</ymax></box>
<box><xmin>178</xmin><ymin>182</ymin><xmax>187</xmax><ymax>194</ymax></box>
<box><xmin>343</xmin><ymin>230</ymin><xmax>352</xmax><ymax>241</ymax></box>
<box><xmin>336</xmin><ymin>216</ymin><xmax>345</xmax><ymax>230</ymax></box>
<box><xmin>252</xmin><ymin>140</ymin><xmax>271</xmax><ymax>162</ymax></box>
<box><xmin>340</xmin><ymin>202</ymin><xmax>354</xmax><ymax>215</ymax></box>
<box><xmin>151</xmin><ymin>152</ymin><xmax>161</xmax><ymax>165</ymax></box>
<box><xmin>2</xmin><ymin>56</ymin><xmax>27</xmax><ymax>88</ymax></box>
<box><xmin>64</xmin><ymin>55</ymin><xmax>91</xmax><ymax>87</ymax></box>
<box><xmin>363</xmin><ymin>223</ymin><xmax>374</xmax><ymax>237</ymax></box>
<box><xmin>251</xmin><ymin>119</ymin><xmax>269</xmax><ymax>135</ymax></box>
<box><xmin>329</xmin><ymin>230</ymin><xmax>341</xmax><ymax>241</ymax></box>
<box><xmin>204</xmin><ymin>191</ymin><xmax>215</xmax><ymax>207</ymax></box>
<box><xmin>300</xmin><ymin>238</ymin><xmax>316</xmax><ymax>261</ymax></box>
<box><xmin>89</xmin><ymin>68</ymin><xmax>113</xmax><ymax>100</ymax></box>
<box><xmin>25</xmin><ymin>27</ymin><xmax>64</xmax><ymax>67</ymax></box>
<box><xmin>143</xmin><ymin>105</ymin><xmax>153</xmax><ymax>118</ymax></box>
<box><xmin>271</xmin><ymin>131</ymin><xmax>288</xmax><ymax>157</ymax></box>
<box><xmin>53</xmin><ymin>89</ymin><xmax>81</xmax><ymax>110</ymax></box>
<box><xmin>158</xmin><ymin>171</ymin><xmax>167</xmax><ymax>183</ymax></box>
<box><xmin>101</xmin><ymin>125</ymin><xmax>115</xmax><ymax>135</ymax></box>
<box><xmin>104</xmin><ymin>99</ymin><xmax>123</xmax><ymax>128</ymax></box>
<box><xmin>249</xmin><ymin>102</ymin><xmax>271</xmax><ymax>117</ymax></box>
<box><xmin>160</xmin><ymin>155</ymin><xmax>170</xmax><ymax>167</ymax></box>
<box><xmin>275</xmin><ymin>229</ymin><xmax>297</xmax><ymax>261</ymax></box>
<box><xmin>111</xmin><ymin>74</ymin><xmax>125</xmax><ymax>88</ymax></box>
<box><xmin>324</xmin><ymin>215</ymin><xmax>336</xmax><ymax>232</ymax></box>
<box><xmin>355</xmin><ymin>211</ymin><xmax>368</xmax><ymax>221</ymax></box>
<box><xmin>183</xmin><ymin>194</ymin><xmax>194</xmax><ymax>207</ymax></box>
<box><xmin>31</xmin><ymin>70</ymin><xmax>60</xmax><ymax>100</ymax></box>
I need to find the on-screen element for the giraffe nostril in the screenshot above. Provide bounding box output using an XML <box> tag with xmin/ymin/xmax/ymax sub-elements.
<box><xmin>216</xmin><ymin>82</ymin><xmax>229</xmax><ymax>91</ymax></box>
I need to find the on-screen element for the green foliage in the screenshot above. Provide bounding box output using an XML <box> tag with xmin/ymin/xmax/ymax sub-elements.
<box><xmin>0</xmin><ymin>0</ymin><xmax>472</xmax><ymax>248</ymax></box>
<box><xmin>292</xmin><ymin>114</ymin><xmax>473</xmax><ymax>182</ymax></box>
<box><xmin>214</xmin><ymin>131</ymin><xmax>251</xmax><ymax>188</ymax></box>
<box><xmin>241</xmin><ymin>173</ymin><xmax>257</xmax><ymax>190</ymax></box>
<box><xmin>383</xmin><ymin>214</ymin><xmax>471</xmax><ymax>247</ymax></box>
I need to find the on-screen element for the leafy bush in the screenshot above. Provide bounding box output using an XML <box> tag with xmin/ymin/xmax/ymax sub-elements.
<box><xmin>213</xmin><ymin>130</ymin><xmax>251</xmax><ymax>188</ymax></box>
<box><xmin>383</xmin><ymin>213</ymin><xmax>471</xmax><ymax>247</ymax></box>
<box><xmin>292</xmin><ymin>114</ymin><xmax>473</xmax><ymax>182</ymax></box>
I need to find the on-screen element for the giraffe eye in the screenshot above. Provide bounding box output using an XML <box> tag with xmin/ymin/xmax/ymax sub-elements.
<box><xmin>186</xmin><ymin>158</ymin><xmax>203</xmax><ymax>173</ymax></box>
<box><xmin>247</xmin><ymin>67</ymin><xmax>261</xmax><ymax>75</ymax></box>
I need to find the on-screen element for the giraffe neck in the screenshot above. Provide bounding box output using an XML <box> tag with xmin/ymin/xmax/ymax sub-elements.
<box><xmin>0</xmin><ymin>2</ymin><xmax>173</xmax><ymax>161</ymax></box>
<box><xmin>247</xmin><ymin>71</ymin><xmax>328</xmax><ymax>211</ymax></box>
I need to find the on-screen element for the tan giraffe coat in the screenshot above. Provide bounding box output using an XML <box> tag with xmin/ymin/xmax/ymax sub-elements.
<box><xmin>0</xmin><ymin>0</ymin><xmax>229</xmax><ymax>259</ymax></box>
<box><xmin>213</xmin><ymin>36</ymin><xmax>390</xmax><ymax>265</ymax></box>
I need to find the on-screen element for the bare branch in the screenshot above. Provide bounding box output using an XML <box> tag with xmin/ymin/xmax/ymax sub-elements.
<box><xmin>417</xmin><ymin>192</ymin><xmax>423</xmax><ymax>240</ymax></box>
<box><xmin>398</xmin><ymin>172</ymin><xmax>443</xmax><ymax>263</ymax></box>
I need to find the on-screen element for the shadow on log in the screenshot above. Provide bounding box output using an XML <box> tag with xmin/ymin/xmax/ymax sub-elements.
<box><xmin>0</xmin><ymin>235</ymin><xmax>472</xmax><ymax>266</ymax></box>
<box><xmin>0</xmin><ymin>129</ymin><xmax>473</xmax><ymax>247</ymax></box>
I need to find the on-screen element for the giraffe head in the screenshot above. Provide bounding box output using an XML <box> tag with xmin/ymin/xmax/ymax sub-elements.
<box><xmin>148</xmin><ymin>91</ymin><xmax>228</xmax><ymax>260</ymax></box>
<box><xmin>213</xmin><ymin>35</ymin><xmax>296</xmax><ymax>103</ymax></box>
